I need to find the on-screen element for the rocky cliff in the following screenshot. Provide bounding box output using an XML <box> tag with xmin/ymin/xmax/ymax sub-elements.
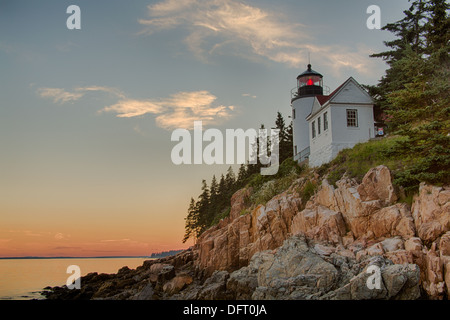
<box><xmin>42</xmin><ymin>166</ymin><xmax>450</xmax><ymax>300</ymax></box>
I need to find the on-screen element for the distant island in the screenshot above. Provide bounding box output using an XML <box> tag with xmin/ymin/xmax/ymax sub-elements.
<box><xmin>150</xmin><ymin>250</ymin><xmax>184</xmax><ymax>259</ymax></box>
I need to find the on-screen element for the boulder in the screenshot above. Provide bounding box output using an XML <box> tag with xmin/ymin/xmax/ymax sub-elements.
<box><xmin>405</xmin><ymin>237</ymin><xmax>423</xmax><ymax>252</ymax></box>
<box><xmin>291</xmin><ymin>205</ymin><xmax>346</xmax><ymax>244</ymax></box>
<box><xmin>229</xmin><ymin>188</ymin><xmax>252</xmax><ymax>221</ymax></box>
<box><xmin>227</xmin><ymin>266</ymin><xmax>258</xmax><ymax>300</ymax></box>
<box><xmin>357</xmin><ymin>165</ymin><xmax>398</xmax><ymax>205</ymax></box>
<box><xmin>423</xmin><ymin>245</ymin><xmax>445</xmax><ymax>299</ymax></box>
<box><xmin>197</xmin><ymin>271</ymin><xmax>231</xmax><ymax>300</ymax></box>
<box><xmin>369</xmin><ymin>204</ymin><xmax>416</xmax><ymax>239</ymax></box>
<box><xmin>440</xmin><ymin>232</ymin><xmax>450</xmax><ymax>256</ymax></box>
<box><xmin>131</xmin><ymin>282</ymin><xmax>154</xmax><ymax>300</ymax></box>
<box><xmin>163</xmin><ymin>274</ymin><xmax>193</xmax><ymax>296</ymax></box>
<box><xmin>380</xmin><ymin>238</ymin><xmax>404</xmax><ymax>252</ymax></box>
<box><xmin>411</xmin><ymin>183</ymin><xmax>450</xmax><ymax>242</ymax></box>
<box><xmin>385</xmin><ymin>250</ymin><xmax>414</xmax><ymax>264</ymax></box>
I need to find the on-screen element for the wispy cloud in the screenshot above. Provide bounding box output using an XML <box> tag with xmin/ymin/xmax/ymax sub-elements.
<box><xmin>37</xmin><ymin>86</ymin><xmax>125</xmax><ymax>104</ymax></box>
<box><xmin>38</xmin><ymin>86</ymin><xmax>234</xmax><ymax>130</ymax></box>
<box><xmin>138</xmin><ymin>0</ymin><xmax>377</xmax><ymax>75</ymax></box>
<box><xmin>77</xmin><ymin>86</ymin><xmax>126</xmax><ymax>99</ymax></box>
<box><xmin>37</xmin><ymin>88</ymin><xmax>84</xmax><ymax>104</ymax></box>
<box><xmin>101</xmin><ymin>90</ymin><xmax>234</xmax><ymax>129</ymax></box>
<box><xmin>101</xmin><ymin>99</ymin><xmax>164</xmax><ymax>118</ymax></box>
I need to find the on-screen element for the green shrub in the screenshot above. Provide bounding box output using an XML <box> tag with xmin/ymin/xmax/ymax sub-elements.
<box><xmin>210</xmin><ymin>207</ymin><xmax>231</xmax><ymax>226</ymax></box>
<box><xmin>300</xmin><ymin>180</ymin><xmax>318</xmax><ymax>205</ymax></box>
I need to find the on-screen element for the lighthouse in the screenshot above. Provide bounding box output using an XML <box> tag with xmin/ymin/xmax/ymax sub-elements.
<box><xmin>291</xmin><ymin>64</ymin><xmax>376</xmax><ymax>167</ymax></box>
<box><xmin>291</xmin><ymin>64</ymin><xmax>324</xmax><ymax>162</ymax></box>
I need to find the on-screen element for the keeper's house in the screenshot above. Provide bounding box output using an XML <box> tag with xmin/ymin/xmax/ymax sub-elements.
<box><xmin>291</xmin><ymin>64</ymin><xmax>375</xmax><ymax>167</ymax></box>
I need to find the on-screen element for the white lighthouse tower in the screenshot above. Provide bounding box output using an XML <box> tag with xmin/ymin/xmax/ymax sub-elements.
<box><xmin>291</xmin><ymin>64</ymin><xmax>324</xmax><ymax>162</ymax></box>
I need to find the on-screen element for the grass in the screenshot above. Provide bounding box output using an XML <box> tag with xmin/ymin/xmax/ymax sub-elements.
<box><xmin>248</xmin><ymin>159</ymin><xmax>304</xmax><ymax>206</ymax></box>
<box><xmin>300</xmin><ymin>180</ymin><xmax>318</xmax><ymax>205</ymax></box>
<box><xmin>210</xmin><ymin>207</ymin><xmax>231</xmax><ymax>226</ymax></box>
<box><xmin>210</xmin><ymin>135</ymin><xmax>440</xmax><ymax>225</ymax></box>
<box><xmin>319</xmin><ymin>136</ymin><xmax>419</xmax><ymax>188</ymax></box>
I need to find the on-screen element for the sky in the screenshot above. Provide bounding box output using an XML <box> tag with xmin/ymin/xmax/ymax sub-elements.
<box><xmin>0</xmin><ymin>0</ymin><xmax>411</xmax><ymax>257</ymax></box>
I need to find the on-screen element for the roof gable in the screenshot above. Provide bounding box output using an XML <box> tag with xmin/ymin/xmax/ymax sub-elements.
<box><xmin>309</xmin><ymin>97</ymin><xmax>323</xmax><ymax>118</ymax></box>
<box><xmin>329</xmin><ymin>77</ymin><xmax>373</xmax><ymax>104</ymax></box>
<box><xmin>306</xmin><ymin>77</ymin><xmax>373</xmax><ymax>121</ymax></box>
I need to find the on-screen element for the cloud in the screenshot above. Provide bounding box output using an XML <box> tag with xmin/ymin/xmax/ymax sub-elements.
<box><xmin>138</xmin><ymin>0</ymin><xmax>378</xmax><ymax>75</ymax></box>
<box><xmin>100</xmin><ymin>239</ymin><xmax>131</xmax><ymax>242</ymax></box>
<box><xmin>100</xmin><ymin>90</ymin><xmax>235</xmax><ymax>130</ymax></box>
<box><xmin>37</xmin><ymin>88</ymin><xmax>84</xmax><ymax>104</ymax></box>
<box><xmin>37</xmin><ymin>86</ymin><xmax>125</xmax><ymax>104</ymax></box>
<box><xmin>77</xmin><ymin>86</ymin><xmax>126</xmax><ymax>99</ymax></box>
<box><xmin>38</xmin><ymin>85</ymin><xmax>235</xmax><ymax>130</ymax></box>
<box><xmin>101</xmin><ymin>99</ymin><xmax>164</xmax><ymax>118</ymax></box>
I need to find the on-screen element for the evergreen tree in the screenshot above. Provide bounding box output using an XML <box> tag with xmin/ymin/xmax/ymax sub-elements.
<box><xmin>385</xmin><ymin>45</ymin><xmax>450</xmax><ymax>188</ymax></box>
<box><xmin>424</xmin><ymin>0</ymin><xmax>450</xmax><ymax>56</ymax></box>
<box><xmin>286</xmin><ymin>121</ymin><xmax>293</xmax><ymax>157</ymax></box>
<box><xmin>369</xmin><ymin>0</ymin><xmax>450</xmax><ymax>188</ymax></box>
<box><xmin>217</xmin><ymin>173</ymin><xmax>227</xmax><ymax>211</ymax></box>
<box><xmin>225</xmin><ymin>166</ymin><xmax>236</xmax><ymax>194</ymax></box>
<box><xmin>247</xmin><ymin>124</ymin><xmax>265</xmax><ymax>175</ymax></box>
<box><xmin>275</xmin><ymin>111</ymin><xmax>293</xmax><ymax>163</ymax></box>
<box><xmin>197</xmin><ymin>179</ymin><xmax>210</xmax><ymax>233</ymax></box>
<box><xmin>368</xmin><ymin>0</ymin><xmax>429</xmax><ymax>123</ymax></box>
<box><xmin>236</xmin><ymin>164</ymin><xmax>248</xmax><ymax>188</ymax></box>
<box><xmin>209</xmin><ymin>175</ymin><xmax>219</xmax><ymax>218</ymax></box>
<box><xmin>182</xmin><ymin>197</ymin><xmax>199</xmax><ymax>243</ymax></box>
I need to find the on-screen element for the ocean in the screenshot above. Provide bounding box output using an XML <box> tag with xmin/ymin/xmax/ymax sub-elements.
<box><xmin>0</xmin><ymin>257</ymin><xmax>149</xmax><ymax>300</ymax></box>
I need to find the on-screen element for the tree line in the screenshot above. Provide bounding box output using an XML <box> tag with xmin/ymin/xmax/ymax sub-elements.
<box><xmin>367</xmin><ymin>0</ymin><xmax>449</xmax><ymax>189</ymax></box>
<box><xmin>183</xmin><ymin>112</ymin><xmax>293</xmax><ymax>243</ymax></box>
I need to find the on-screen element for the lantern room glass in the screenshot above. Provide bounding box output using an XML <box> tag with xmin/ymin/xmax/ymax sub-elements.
<box><xmin>298</xmin><ymin>75</ymin><xmax>323</xmax><ymax>88</ymax></box>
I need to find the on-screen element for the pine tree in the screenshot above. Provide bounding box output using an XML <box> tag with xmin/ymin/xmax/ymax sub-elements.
<box><xmin>225</xmin><ymin>166</ymin><xmax>236</xmax><ymax>194</ymax></box>
<box><xmin>197</xmin><ymin>179</ymin><xmax>210</xmax><ymax>233</ymax></box>
<box><xmin>182</xmin><ymin>197</ymin><xmax>199</xmax><ymax>243</ymax></box>
<box><xmin>286</xmin><ymin>121</ymin><xmax>293</xmax><ymax>157</ymax></box>
<box><xmin>424</xmin><ymin>0</ymin><xmax>450</xmax><ymax>56</ymax></box>
<box><xmin>368</xmin><ymin>0</ymin><xmax>429</xmax><ymax>124</ymax></box>
<box><xmin>386</xmin><ymin>45</ymin><xmax>450</xmax><ymax>188</ymax></box>
<box><xmin>275</xmin><ymin>112</ymin><xmax>293</xmax><ymax>163</ymax></box>
<box><xmin>209</xmin><ymin>175</ymin><xmax>219</xmax><ymax>219</ymax></box>
<box><xmin>370</xmin><ymin>0</ymin><xmax>450</xmax><ymax>189</ymax></box>
<box><xmin>247</xmin><ymin>124</ymin><xmax>265</xmax><ymax>175</ymax></box>
<box><xmin>217</xmin><ymin>173</ymin><xmax>227</xmax><ymax>212</ymax></box>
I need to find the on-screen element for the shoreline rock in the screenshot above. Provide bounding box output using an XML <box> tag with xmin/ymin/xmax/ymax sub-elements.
<box><xmin>41</xmin><ymin>166</ymin><xmax>450</xmax><ymax>300</ymax></box>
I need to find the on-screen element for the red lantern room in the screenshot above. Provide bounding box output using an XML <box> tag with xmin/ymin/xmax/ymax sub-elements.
<box><xmin>294</xmin><ymin>64</ymin><xmax>323</xmax><ymax>99</ymax></box>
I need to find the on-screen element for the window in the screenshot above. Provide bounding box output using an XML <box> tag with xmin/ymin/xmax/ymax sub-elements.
<box><xmin>324</xmin><ymin>112</ymin><xmax>328</xmax><ymax>131</ymax></box>
<box><xmin>294</xmin><ymin>145</ymin><xmax>297</xmax><ymax>155</ymax></box>
<box><xmin>318</xmin><ymin>116</ymin><xmax>321</xmax><ymax>135</ymax></box>
<box><xmin>312</xmin><ymin>121</ymin><xmax>316</xmax><ymax>139</ymax></box>
<box><xmin>346</xmin><ymin>109</ymin><xmax>358</xmax><ymax>127</ymax></box>
<box><xmin>293</xmin><ymin>109</ymin><xmax>296</xmax><ymax>120</ymax></box>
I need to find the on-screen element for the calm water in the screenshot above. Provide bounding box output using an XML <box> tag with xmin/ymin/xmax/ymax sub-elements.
<box><xmin>0</xmin><ymin>258</ymin><xmax>148</xmax><ymax>300</ymax></box>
